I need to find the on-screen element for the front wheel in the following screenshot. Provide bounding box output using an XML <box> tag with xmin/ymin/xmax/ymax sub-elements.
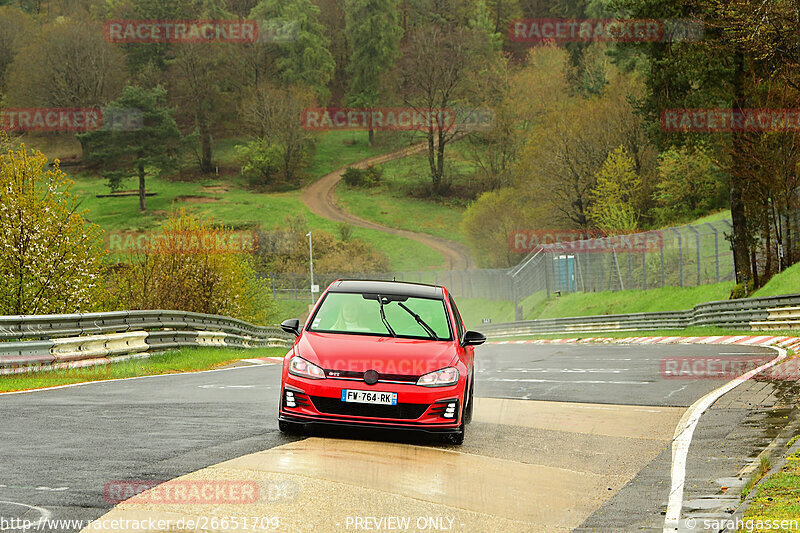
<box><xmin>444</xmin><ymin>422</ymin><xmax>465</xmax><ymax>445</ymax></box>
<box><xmin>278</xmin><ymin>419</ymin><xmax>302</xmax><ymax>435</ymax></box>
<box><xmin>463</xmin><ymin>372</ymin><xmax>474</xmax><ymax>425</ymax></box>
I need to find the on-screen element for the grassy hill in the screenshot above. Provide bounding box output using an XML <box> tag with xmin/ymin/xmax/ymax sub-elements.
<box><xmin>25</xmin><ymin>131</ymin><xmax>444</xmax><ymax>271</ymax></box>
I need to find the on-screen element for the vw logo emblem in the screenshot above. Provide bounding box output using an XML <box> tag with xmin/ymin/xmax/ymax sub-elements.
<box><xmin>364</xmin><ymin>370</ymin><xmax>379</xmax><ymax>385</ymax></box>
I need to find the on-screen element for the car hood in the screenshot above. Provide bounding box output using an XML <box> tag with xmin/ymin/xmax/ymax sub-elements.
<box><xmin>295</xmin><ymin>332</ymin><xmax>457</xmax><ymax>376</ymax></box>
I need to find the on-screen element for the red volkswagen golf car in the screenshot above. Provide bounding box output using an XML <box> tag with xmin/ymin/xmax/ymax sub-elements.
<box><xmin>277</xmin><ymin>280</ymin><xmax>485</xmax><ymax>444</ymax></box>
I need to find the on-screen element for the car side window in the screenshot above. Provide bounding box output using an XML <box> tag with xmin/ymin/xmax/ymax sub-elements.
<box><xmin>448</xmin><ymin>295</ymin><xmax>465</xmax><ymax>342</ymax></box>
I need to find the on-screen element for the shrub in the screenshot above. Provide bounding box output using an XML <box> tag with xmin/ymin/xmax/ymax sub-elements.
<box><xmin>111</xmin><ymin>209</ymin><xmax>278</xmax><ymax>325</ymax></box>
<box><xmin>0</xmin><ymin>145</ymin><xmax>107</xmax><ymax>315</ymax></box>
<box><xmin>254</xmin><ymin>216</ymin><xmax>390</xmax><ymax>274</ymax></box>
<box><xmin>342</xmin><ymin>165</ymin><xmax>382</xmax><ymax>188</ymax></box>
<box><xmin>342</xmin><ymin>166</ymin><xmax>366</xmax><ymax>187</ymax></box>
<box><xmin>237</xmin><ymin>140</ymin><xmax>283</xmax><ymax>190</ymax></box>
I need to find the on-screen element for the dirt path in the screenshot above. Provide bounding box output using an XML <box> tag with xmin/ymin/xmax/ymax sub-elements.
<box><xmin>301</xmin><ymin>142</ymin><xmax>476</xmax><ymax>270</ymax></box>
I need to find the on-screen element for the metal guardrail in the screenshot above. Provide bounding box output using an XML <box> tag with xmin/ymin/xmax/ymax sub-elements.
<box><xmin>0</xmin><ymin>310</ymin><xmax>294</xmax><ymax>374</ymax></box>
<box><xmin>480</xmin><ymin>294</ymin><xmax>800</xmax><ymax>337</ymax></box>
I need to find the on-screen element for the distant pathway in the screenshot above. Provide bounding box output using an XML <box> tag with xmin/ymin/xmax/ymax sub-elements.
<box><xmin>300</xmin><ymin>142</ymin><xmax>475</xmax><ymax>270</ymax></box>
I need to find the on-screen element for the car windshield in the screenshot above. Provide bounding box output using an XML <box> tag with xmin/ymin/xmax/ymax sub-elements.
<box><xmin>308</xmin><ymin>292</ymin><xmax>452</xmax><ymax>341</ymax></box>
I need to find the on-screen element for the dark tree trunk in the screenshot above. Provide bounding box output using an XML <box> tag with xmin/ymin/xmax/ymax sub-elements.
<box><xmin>138</xmin><ymin>163</ymin><xmax>146</xmax><ymax>212</ymax></box>
<box><xmin>199</xmin><ymin>114</ymin><xmax>213</xmax><ymax>173</ymax></box>
<box><xmin>730</xmin><ymin>52</ymin><xmax>753</xmax><ymax>285</ymax></box>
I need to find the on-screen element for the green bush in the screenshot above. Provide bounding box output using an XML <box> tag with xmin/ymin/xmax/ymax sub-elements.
<box><xmin>342</xmin><ymin>165</ymin><xmax>382</xmax><ymax>188</ymax></box>
<box><xmin>237</xmin><ymin>140</ymin><xmax>283</xmax><ymax>189</ymax></box>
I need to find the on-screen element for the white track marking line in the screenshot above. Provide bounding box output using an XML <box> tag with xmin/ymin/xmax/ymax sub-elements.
<box><xmin>488</xmin><ymin>378</ymin><xmax>650</xmax><ymax>385</ymax></box>
<box><xmin>0</xmin><ymin>500</ymin><xmax>52</xmax><ymax>529</ymax></box>
<box><xmin>663</xmin><ymin>345</ymin><xmax>787</xmax><ymax>532</ymax></box>
<box><xmin>0</xmin><ymin>364</ymin><xmax>276</xmax><ymax>396</ymax></box>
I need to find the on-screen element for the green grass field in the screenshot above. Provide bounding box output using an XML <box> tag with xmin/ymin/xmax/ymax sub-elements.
<box><xmin>0</xmin><ymin>347</ymin><xmax>286</xmax><ymax>393</ymax></box>
<box><xmin>335</xmin><ymin>141</ymin><xmax>475</xmax><ymax>245</ymax></box>
<box><xmin>527</xmin><ymin>282</ymin><xmax>735</xmax><ymax>320</ymax></box>
<box><xmin>47</xmin><ymin>131</ymin><xmax>445</xmax><ymax>271</ymax></box>
<box><xmin>755</xmin><ymin>261</ymin><xmax>800</xmax><ymax>297</ymax></box>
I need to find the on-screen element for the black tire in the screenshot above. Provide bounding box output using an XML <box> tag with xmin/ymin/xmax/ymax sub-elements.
<box><xmin>278</xmin><ymin>419</ymin><xmax>301</xmax><ymax>435</ymax></box>
<box><xmin>445</xmin><ymin>422</ymin><xmax>465</xmax><ymax>445</ymax></box>
<box><xmin>463</xmin><ymin>372</ymin><xmax>474</xmax><ymax>425</ymax></box>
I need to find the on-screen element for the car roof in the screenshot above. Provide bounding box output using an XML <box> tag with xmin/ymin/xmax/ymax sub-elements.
<box><xmin>327</xmin><ymin>279</ymin><xmax>444</xmax><ymax>299</ymax></box>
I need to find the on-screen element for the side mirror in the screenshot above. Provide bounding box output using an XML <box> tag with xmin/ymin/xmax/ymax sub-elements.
<box><xmin>281</xmin><ymin>319</ymin><xmax>301</xmax><ymax>337</ymax></box>
<box><xmin>463</xmin><ymin>330</ymin><xmax>486</xmax><ymax>347</ymax></box>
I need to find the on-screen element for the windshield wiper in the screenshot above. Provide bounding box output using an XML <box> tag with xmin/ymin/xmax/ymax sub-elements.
<box><xmin>377</xmin><ymin>295</ymin><xmax>396</xmax><ymax>337</ymax></box>
<box><xmin>397</xmin><ymin>302</ymin><xmax>438</xmax><ymax>340</ymax></box>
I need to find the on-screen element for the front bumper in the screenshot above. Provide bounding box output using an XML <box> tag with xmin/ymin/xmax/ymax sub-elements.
<box><xmin>279</xmin><ymin>376</ymin><xmax>464</xmax><ymax>430</ymax></box>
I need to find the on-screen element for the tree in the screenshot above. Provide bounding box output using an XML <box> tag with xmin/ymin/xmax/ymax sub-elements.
<box><xmin>169</xmin><ymin>43</ymin><xmax>237</xmax><ymax>173</ymax></box>
<box><xmin>78</xmin><ymin>86</ymin><xmax>187</xmax><ymax>212</ymax></box>
<box><xmin>113</xmin><ymin>210</ymin><xmax>279</xmax><ymax>325</ymax></box>
<box><xmin>652</xmin><ymin>145</ymin><xmax>726</xmax><ymax>226</ymax></box>
<box><xmin>587</xmin><ymin>147</ymin><xmax>642</xmax><ymax>232</ymax></box>
<box><xmin>344</xmin><ymin>0</ymin><xmax>402</xmax><ymax>145</ymax></box>
<box><xmin>250</xmin><ymin>0</ymin><xmax>335</xmax><ymax>101</ymax></box>
<box><xmin>240</xmin><ymin>83</ymin><xmax>316</xmax><ymax>186</ymax></box>
<box><xmin>400</xmin><ymin>24</ymin><xmax>497</xmax><ymax>194</ymax></box>
<box><xmin>0</xmin><ymin>6</ymin><xmax>31</xmax><ymax>99</ymax></box>
<box><xmin>103</xmin><ymin>0</ymin><xmax>193</xmax><ymax>73</ymax></box>
<box><xmin>461</xmin><ymin>187</ymin><xmax>545</xmax><ymax>268</ymax></box>
<box><xmin>514</xmin><ymin>74</ymin><xmax>654</xmax><ymax>229</ymax></box>
<box><xmin>5</xmin><ymin>18</ymin><xmax>125</xmax><ymax>108</ymax></box>
<box><xmin>609</xmin><ymin>0</ymin><xmax>763</xmax><ymax>286</ymax></box>
<box><xmin>0</xmin><ymin>146</ymin><xmax>106</xmax><ymax>315</ymax></box>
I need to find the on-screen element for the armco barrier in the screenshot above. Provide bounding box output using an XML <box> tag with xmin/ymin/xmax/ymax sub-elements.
<box><xmin>480</xmin><ymin>293</ymin><xmax>800</xmax><ymax>338</ymax></box>
<box><xmin>0</xmin><ymin>310</ymin><xmax>294</xmax><ymax>374</ymax></box>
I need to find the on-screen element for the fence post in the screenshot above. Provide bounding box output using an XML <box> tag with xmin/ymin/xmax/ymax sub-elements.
<box><xmin>689</xmin><ymin>225</ymin><xmax>701</xmax><ymax>286</ymax></box>
<box><xmin>671</xmin><ymin>228</ymin><xmax>683</xmax><ymax>287</ymax></box>
<box><xmin>706</xmin><ymin>222</ymin><xmax>720</xmax><ymax>283</ymax></box>
<box><xmin>642</xmin><ymin>238</ymin><xmax>647</xmax><ymax>290</ymax></box>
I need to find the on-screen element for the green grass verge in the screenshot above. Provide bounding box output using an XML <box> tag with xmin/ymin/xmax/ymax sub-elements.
<box><xmin>0</xmin><ymin>347</ymin><xmax>287</xmax><ymax>393</ymax></box>
<box><xmin>335</xmin><ymin>142</ymin><xmax>473</xmax><ymax>245</ymax></box>
<box><xmin>306</xmin><ymin>131</ymin><xmax>411</xmax><ymax>181</ymax></box>
<box><xmin>755</xmin><ymin>262</ymin><xmax>800</xmax><ymax>298</ymax></box>
<box><xmin>524</xmin><ymin>282</ymin><xmax>735</xmax><ymax>320</ymax></box>
<box><xmin>741</xmin><ymin>450</ymin><xmax>800</xmax><ymax>531</ymax></box>
<box><xmin>488</xmin><ymin>326</ymin><xmax>800</xmax><ymax>343</ymax></box>
<box><xmin>276</xmin><ymin>299</ymin><xmax>311</xmax><ymax>320</ymax></box>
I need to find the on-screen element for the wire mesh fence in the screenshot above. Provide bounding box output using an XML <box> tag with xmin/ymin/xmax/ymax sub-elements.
<box><xmin>263</xmin><ymin>269</ymin><xmax>516</xmax><ymax>303</ymax></box>
<box><xmin>265</xmin><ymin>220</ymin><xmax>738</xmax><ymax>309</ymax></box>
<box><xmin>511</xmin><ymin>218</ymin><xmax>737</xmax><ymax>299</ymax></box>
<box><xmin>264</xmin><ymin>216</ymin><xmax>800</xmax><ymax>323</ymax></box>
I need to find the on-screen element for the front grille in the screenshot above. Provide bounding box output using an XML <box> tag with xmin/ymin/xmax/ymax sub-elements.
<box><xmin>324</xmin><ymin>370</ymin><xmax>419</xmax><ymax>383</ymax></box>
<box><xmin>310</xmin><ymin>396</ymin><xmax>428</xmax><ymax>420</ymax></box>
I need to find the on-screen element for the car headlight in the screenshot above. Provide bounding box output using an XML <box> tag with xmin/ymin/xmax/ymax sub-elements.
<box><xmin>417</xmin><ymin>367</ymin><xmax>459</xmax><ymax>387</ymax></box>
<box><xmin>288</xmin><ymin>356</ymin><xmax>325</xmax><ymax>379</ymax></box>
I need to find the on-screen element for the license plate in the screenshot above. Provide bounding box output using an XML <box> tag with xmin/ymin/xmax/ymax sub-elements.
<box><xmin>341</xmin><ymin>390</ymin><xmax>398</xmax><ymax>405</ymax></box>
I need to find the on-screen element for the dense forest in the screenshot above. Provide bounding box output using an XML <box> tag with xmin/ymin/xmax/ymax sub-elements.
<box><xmin>1</xmin><ymin>0</ymin><xmax>799</xmax><ymax>295</ymax></box>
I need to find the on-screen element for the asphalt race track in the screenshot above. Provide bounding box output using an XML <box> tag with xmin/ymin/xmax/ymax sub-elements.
<box><xmin>0</xmin><ymin>343</ymin><xmax>796</xmax><ymax>532</ymax></box>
